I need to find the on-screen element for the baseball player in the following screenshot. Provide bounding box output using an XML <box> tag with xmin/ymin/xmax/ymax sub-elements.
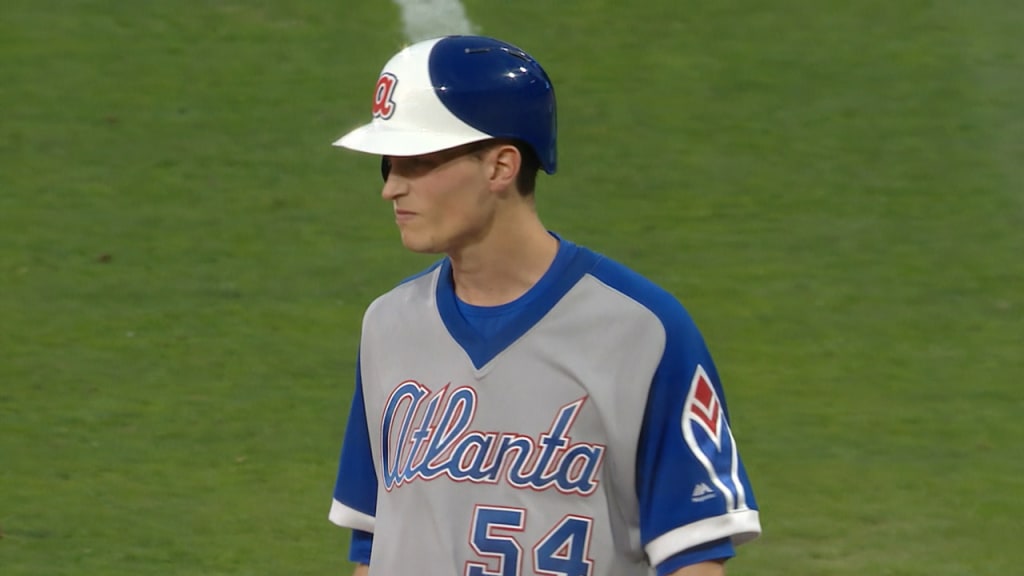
<box><xmin>329</xmin><ymin>35</ymin><xmax>761</xmax><ymax>576</ymax></box>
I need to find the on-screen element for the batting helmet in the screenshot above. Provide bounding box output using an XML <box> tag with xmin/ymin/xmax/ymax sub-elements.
<box><xmin>333</xmin><ymin>35</ymin><xmax>558</xmax><ymax>174</ymax></box>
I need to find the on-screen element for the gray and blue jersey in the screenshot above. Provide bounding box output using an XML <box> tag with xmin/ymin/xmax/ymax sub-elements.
<box><xmin>330</xmin><ymin>238</ymin><xmax>761</xmax><ymax>575</ymax></box>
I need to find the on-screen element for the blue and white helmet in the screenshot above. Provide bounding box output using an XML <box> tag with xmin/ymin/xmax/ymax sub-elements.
<box><xmin>333</xmin><ymin>35</ymin><xmax>558</xmax><ymax>174</ymax></box>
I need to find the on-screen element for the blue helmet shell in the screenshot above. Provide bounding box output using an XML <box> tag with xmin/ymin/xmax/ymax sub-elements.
<box><xmin>428</xmin><ymin>36</ymin><xmax>558</xmax><ymax>174</ymax></box>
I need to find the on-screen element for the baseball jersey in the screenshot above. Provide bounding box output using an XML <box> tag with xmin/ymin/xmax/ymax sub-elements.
<box><xmin>330</xmin><ymin>236</ymin><xmax>761</xmax><ymax>575</ymax></box>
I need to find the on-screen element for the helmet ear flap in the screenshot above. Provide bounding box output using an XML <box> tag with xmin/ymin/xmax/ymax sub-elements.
<box><xmin>381</xmin><ymin>157</ymin><xmax>391</xmax><ymax>182</ymax></box>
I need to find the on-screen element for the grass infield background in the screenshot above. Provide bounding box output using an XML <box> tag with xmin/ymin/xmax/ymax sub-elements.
<box><xmin>1</xmin><ymin>1</ymin><xmax>1022</xmax><ymax>574</ymax></box>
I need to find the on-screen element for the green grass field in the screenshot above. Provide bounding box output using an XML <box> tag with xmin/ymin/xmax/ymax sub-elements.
<box><xmin>2</xmin><ymin>1</ymin><xmax>1022</xmax><ymax>574</ymax></box>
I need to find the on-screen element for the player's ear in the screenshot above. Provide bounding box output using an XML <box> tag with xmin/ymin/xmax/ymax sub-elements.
<box><xmin>487</xmin><ymin>144</ymin><xmax>521</xmax><ymax>195</ymax></box>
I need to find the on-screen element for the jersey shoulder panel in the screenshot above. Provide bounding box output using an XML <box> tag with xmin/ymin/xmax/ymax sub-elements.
<box><xmin>585</xmin><ymin>249</ymin><xmax>698</xmax><ymax>338</ymax></box>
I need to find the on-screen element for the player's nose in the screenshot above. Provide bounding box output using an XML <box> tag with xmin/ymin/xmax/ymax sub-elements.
<box><xmin>380</xmin><ymin>173</ymin><xmax>408</xmax><ymax>200</ymax></box>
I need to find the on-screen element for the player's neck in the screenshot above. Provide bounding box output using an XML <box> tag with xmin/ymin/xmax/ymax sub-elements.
<box><xmin>447</xmin><ymin>208</ymin><xmax>558</xmax><ymax>307</ymax></box>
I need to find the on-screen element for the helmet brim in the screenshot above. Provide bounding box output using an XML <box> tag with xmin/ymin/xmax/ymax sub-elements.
<box><xmin>333</xmin><ymin>122</ymin><xmax>493</xmax><ymax>158</ymax></box>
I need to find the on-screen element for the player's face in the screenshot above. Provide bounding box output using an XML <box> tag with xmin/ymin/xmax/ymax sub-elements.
<box><xmin>381</xmin><ymin>142</ymin><xmax>498</xmax><ymax>254</ymax></box>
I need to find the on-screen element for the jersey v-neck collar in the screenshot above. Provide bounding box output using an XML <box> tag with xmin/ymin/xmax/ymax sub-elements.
<box><xmin>435</xmin><ymin>236</ymin><xmax>599</xmax><ymax>371</ymax></box>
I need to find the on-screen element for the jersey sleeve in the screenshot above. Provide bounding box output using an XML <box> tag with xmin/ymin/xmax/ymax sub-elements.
<box><xmin>329</xmin><ymin>357</ymin><xmax>378</xmax><ymax>534</ymax></box>
<box><xmin>349</xmin><ymin>529</ymin><xmax>373</xmax><ymax>565</ymax></box>
<box><xmin>636</xmin><ymin>309</ymin><xmax>761</xmax><ymax>568</ymax></box>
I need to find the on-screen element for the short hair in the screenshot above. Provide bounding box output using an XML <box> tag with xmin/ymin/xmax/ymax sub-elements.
<box><xmin>512</xmin><ymin>141</ymin><xmax>541</xmax><ymax>196</ymax></box>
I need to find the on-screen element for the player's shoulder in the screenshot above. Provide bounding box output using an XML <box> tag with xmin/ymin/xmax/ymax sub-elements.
<box><xmin>363</xmin><ymin>259</ymin><xmax>444</xmax><ymax>319</ymax></box>
<box><xmin>395</xmin><ymin>259</ymin><xmax>446</xmax><ymax>287</ymax></box>
<box><xmin>579</xmin><ymin>245</ymin><xmax>700</xmax><ymax>337</ymax></box>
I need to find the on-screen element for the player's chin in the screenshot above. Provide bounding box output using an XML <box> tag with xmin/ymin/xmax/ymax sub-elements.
<box><xmin>398</xmin><ymin>231</ymin><xmax>443</xmax><ymax>254</ymax></box>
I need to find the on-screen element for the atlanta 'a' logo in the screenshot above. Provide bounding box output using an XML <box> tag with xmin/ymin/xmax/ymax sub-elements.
<box><xmin>372</xmin><ymin>72</ymin><xmax>398</xmax><ymax>119</ymax></box>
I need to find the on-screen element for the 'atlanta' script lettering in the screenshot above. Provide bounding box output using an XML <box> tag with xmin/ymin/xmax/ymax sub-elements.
<box><xmin>381</xmin><ymin>381</ymin><xmax>606</xmax><ymax>495</ymax></box>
